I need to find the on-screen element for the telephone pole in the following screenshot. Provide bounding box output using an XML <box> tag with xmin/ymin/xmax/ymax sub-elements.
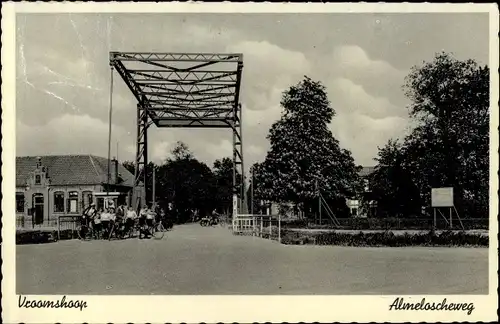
<box><xmin>152</xmin><ymin>166</ymin><xmax>156</xmax><ymax>208</ymax></box>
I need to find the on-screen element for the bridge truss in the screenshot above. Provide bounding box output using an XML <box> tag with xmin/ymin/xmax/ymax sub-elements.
<box><xmin>109</xmin><ymin>52</ymin><xmax>246</xmax><ymax>212</ymax></box>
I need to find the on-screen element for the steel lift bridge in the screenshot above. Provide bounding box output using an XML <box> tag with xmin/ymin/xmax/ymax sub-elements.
<box><xmin>109</xmin><ymin>52</ymin><xmax>247</xmax><ymax>213</ymax></box>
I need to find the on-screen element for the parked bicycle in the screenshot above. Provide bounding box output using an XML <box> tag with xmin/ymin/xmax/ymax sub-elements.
<box><xmin>76</xmin><ymin>216</ymin><xmax>95</xmax><ymax>241</ymax></box>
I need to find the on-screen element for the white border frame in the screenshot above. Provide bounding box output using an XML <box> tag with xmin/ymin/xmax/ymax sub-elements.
<box><xmin>2</xmin><ymin>2</ymin><xmax>499</xmax><ymax>323</ymax></box>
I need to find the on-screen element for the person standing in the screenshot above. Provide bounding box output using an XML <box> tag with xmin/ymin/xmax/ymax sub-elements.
<box><xmin>93</xmin><ymin>209</ymin><xmax>102</xmax><ymax>239</ymax></box>
<box><xmin>138</xmin><ymin>205</ymin><xmax>148</xmax><ymax>239</ymax></box>
<box><xmin>125</xmin><ymin>206</ymin><xmax>137</xmax><ymax>236</ymax></box>
<box><xmin>100</xmin><ymin>208</ymin><xmax>111</xmax><ymax>238</ymax></box>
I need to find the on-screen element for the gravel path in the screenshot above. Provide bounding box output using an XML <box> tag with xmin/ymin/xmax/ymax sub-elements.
<box><xmin>17</xmin><ymin>224</ymin><xmax>488</xmax><ymax>295</ymax></box>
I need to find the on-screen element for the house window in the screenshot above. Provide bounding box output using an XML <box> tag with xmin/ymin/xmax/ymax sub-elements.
<box><xmin>82</xmin><ymin>191</ymin><xmax>93</xmax><ymax>209</ymax></box>
<box><xmin>53</xmin><ymin>191</ymin><xmax>65</xmax><ymax>213</ymax></box>
<box><xmin>67</xmin><ymin>191</ymin><xmax>79</xmax><ymax>213</ymax></box>
<box><xmin>35</xmin><ymin>175</ymin><xmax>41</xmax><ymax>185</ymax></box>
<box><xmin>16</xmin><ymin>192</ymin><xmax>25</xmax><ymax>213</ymax></box>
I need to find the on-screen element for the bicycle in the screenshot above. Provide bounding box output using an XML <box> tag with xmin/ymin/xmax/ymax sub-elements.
<box><xmin>150</xmin><ymin>220</ymin><xmax>166</xmax><ymax>240</ymax></box>
<box><xmin>108</xmin><ymin>219</ymin><xmax>127</xmax><ymax>241</ymax></box>
<box><xmin>200</xmin><ymin>217</ymin><xmax>210</xmax><ymax>227</ymax></box>
<box><xmin>76</xmin><ymin>217</ymin><xmax>94</xmax><ymax>241</ymax></box>
<box><xmin>219</xmin><ymin>216</ymin><xmax>226</xmax><ymax>227</ymax></box>
<box><xmin>123</xmin><ymin>218</ymin><xmax>140</xmax><ymax>238</ymax></box>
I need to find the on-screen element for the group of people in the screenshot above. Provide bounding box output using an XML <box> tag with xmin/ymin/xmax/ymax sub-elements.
<box><xmin>81</xmin><ymin>203</ymin><xmax>167</xmax><ymax>239</ymax></box>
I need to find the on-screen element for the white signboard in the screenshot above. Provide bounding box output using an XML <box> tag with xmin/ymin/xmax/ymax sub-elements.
<box><xmin>431</xmin><ymin>187</ymin><xmax>454</xmax><ymax>207</ymax></box>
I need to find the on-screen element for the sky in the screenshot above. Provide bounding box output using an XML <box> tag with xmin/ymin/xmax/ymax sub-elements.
<box><xmin>16</xmin><ymin>12</ymin><xmax>489</xmax><ymax>170</ymax></box>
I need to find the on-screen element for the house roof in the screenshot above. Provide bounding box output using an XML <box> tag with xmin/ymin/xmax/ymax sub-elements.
<box><xmin>358</xmin><ymin>166</ymin><xmax>376</xmax><ymax>177</ymax></box>
<box><xmin>16</xmin><ymin>155</ymin><xmax>136</xmax><ymax>187</ymax></box>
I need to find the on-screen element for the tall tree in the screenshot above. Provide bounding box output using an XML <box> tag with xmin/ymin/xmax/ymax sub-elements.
<box><xmin>155</xmin><ymin>142</ymin><xmax>216</xmax><ymax>223</ymax></box>
<box><xmin>255</xmin><ymin>76</ymin><xmax>360</xmax><ymax>219</ymax></box>
<box><xmin>370</xmin><ymin>52</ymin><xmax>489</xmax><ymax>219</ymax></box>
<box><xmin>403</xmin><ymin>52</ymin><xmax>489</xmax><ymax>217</ymax></box>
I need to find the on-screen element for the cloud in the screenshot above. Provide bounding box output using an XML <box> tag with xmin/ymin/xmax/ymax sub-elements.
<box><xmin>151</xmin><ymin>141</ymin><xmax>172</xmax><ymax>164</ymax></box>
<box><xmin>227</xmin><ymin>40</ymin><xmax>311</xmax><ymax>112</ymax></box>
<box><xmin>205</xmin><ymin>139</ymin><xmax>233</xmax><ymax>163</ymax></box>
<box><xmin>330</xmin><ymin>112</ymin><xmax>408</xmax><ymax>165</ymax></box>
<box><xmin>16</xmin><ymin>114</ymin><xmax>134</xmax><ymax>159</ymax></box>
<box><xmin>332</xmin><ymin>45</ymin><xmax>403</xmax><ymax>77</ymax></box>
<box><xmin>15</xmin><ymin>13</ymin><xmax>486</xmax><ymax>171</ymax></box>
<box><xmin>325</xmin><ymin>75</ymin><xmax>411</xmax><ymax>165</ymax></box>
<box><xmin>324</xmin><ymin>45</ymin><xmax>409</xmax><ymax>108</ymax></box>
<box><xmin>327</xmin><ymin>77</ymin><xmax>403</xmax><ymax>119</ymax></box>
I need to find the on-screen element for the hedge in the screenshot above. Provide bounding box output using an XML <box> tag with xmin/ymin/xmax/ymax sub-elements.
<box><xmin>280</xmin><ymin>229</ymin><xmax>488</xmax><ymax>247</ymax></box>
<box><xmin>16</xmin><ymin>229</ymin><xmax>58</xmax><ymax>245</ymax></box>
<box><xmin>280</xmin><ymin>217</ymin><xmax>489</xmax><ymax>230</ymax></box>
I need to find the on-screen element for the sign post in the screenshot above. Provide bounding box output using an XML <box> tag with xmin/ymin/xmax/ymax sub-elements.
<box><xmin>431</xmin><ymin>187</ymin><xmax>463</xmax><ymax>230</ymax></box>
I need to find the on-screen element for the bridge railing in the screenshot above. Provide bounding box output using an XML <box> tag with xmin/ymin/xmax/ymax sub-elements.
<box><xmin>232</xmin><ymin>214</ymin><xmax>282</xmax><ymax>243</ymax></box>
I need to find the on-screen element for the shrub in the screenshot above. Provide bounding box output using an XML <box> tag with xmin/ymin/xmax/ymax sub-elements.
<box><xmin>280</xmin><ymin>229</ymin><xmax>488</xmax><ymax>247</ymax></box>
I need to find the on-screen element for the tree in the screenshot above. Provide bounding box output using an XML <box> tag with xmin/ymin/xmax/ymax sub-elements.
<box><xmin>403</xmin><ymin>52</ymin><xmax>489</xmax><ymax>218</ymax></box>
<box><xmin>212</xmin><ymin>157</ymin><xmax>241</xmax><ymax>215</ymax></box>
<box><xmin>155</xmin><ymin>142</ymin><xmax>216</xmax><ymax>223</ymax></box>
<box><xmin>371</xmin><ymin>52</ymin><xmax>489</xmax><ymax>219</ymax></box>
<box><xmin>255</xmin><ymin>76</ymin><xmax>360</xmax><ymax>219</ymax></box>
<box><xmin>364</xmin><ymin>139</ymin><xmax>421</xmax><ymax>218</ymax></box>
<box><xmin>171</xmin><ymin>141</ymin><xmax>193</xmax><ymax>160</ymax></box>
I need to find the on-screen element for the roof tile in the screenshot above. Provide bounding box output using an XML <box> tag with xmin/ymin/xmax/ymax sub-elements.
<box><xmin>16</xmin><ymin>155</ymin><xmax>135</xmax><ymax>187</ymax></box>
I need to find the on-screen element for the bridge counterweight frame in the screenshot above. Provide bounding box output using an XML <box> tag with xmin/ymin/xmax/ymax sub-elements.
<box><xmin>109</xmin><ymin>52</ymin><xmax>246</xmax><ymax>212</ymax></box>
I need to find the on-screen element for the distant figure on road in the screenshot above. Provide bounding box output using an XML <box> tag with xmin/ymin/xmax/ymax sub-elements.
<box><xmin>211</xmin><ymin>209</ymin><xmax>220</xmax><ymax>225</ymax></box>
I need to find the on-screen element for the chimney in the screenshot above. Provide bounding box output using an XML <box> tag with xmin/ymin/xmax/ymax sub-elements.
<box><xmin>110</xmin><ymin>157</ymin><xmax>119</xmax><ymax>184</ymax></box>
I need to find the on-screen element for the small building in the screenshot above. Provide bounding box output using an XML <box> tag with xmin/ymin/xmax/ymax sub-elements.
<box><xmin>16</xmin><ymin>155</ymin><xmax>144</xmax><ymax>228</ymax></box>
<box><xmin>346</xmin><ymin>166</ymin><xmax>377</xmax><ymax>217</ymax></box>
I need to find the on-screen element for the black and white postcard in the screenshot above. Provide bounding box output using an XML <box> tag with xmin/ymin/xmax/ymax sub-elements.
<box><xmin>1</xmin><ymin>2</ymin><xmax>498</xmax><ymax>323</ymax></box>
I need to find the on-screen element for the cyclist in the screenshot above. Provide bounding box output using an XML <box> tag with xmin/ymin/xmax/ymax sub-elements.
<box><xmin>210</xmin><ymin>209</ymin><xmax>220</xmax><ymax>226</ymax></box>
<box><xmin>80</xmin><ymin>203</ymin><xmax>96</xmax><ymax>239</ymax></box>
<box><xmin>113</xmin><ymin>205</ymin><xmax>126</xmax><ymax>237</ymax></box>
<box><xmin>125</xmin><ymin>206</ymin><xmax>137</xmax><ymax>236</ymax></box>
<box><xmin>145</xmin><ymin>207</ymin><xmax>156</xmax><ymax>238</ymax></box>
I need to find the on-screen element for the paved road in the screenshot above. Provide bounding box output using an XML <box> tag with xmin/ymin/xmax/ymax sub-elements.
<box><xmin>17</xmin><ymin>224</ymin><xmax>488</xmax><ymax>295</ymax></box>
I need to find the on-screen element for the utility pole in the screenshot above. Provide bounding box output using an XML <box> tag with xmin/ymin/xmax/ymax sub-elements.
<box><xmin>152</xmin><ymin>166</ymin><xmax>156</xmax><ymax>208</ymax></box>
<box><xmin>316</xmin><ymin>179</ymin><xmax>321</xmax><ymax>225</ymax></box>
<box><xmin>250</xmin><ymin>166</ymin><xmax>254</xmax><ymax>215</ymax></box>
<box><xmin>106</xmin><ymin>66</ymin><xmax>114</xmax><ymax>197</ymax></box>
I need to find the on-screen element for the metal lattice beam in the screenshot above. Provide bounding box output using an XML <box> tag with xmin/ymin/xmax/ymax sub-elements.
<box><xmin>110</xmin><ymin>52</ymin><xmax>246</xmax><ymax>213</ymax></box>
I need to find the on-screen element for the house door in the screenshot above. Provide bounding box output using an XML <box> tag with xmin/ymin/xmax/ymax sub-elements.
<box><xmin>32</xmin><ymin>193</ymin><xmax>44</xmax><ymax>225</ymax></box>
